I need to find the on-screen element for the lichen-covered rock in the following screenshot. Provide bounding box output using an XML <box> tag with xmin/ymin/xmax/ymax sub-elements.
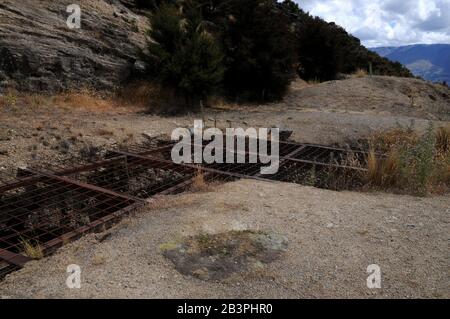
<box><xmin>0</xmin><ymin>0</ymin><xmax>149</xmax><ymax>93</ymax></box>
<box><xmin>160</xmin><ymin>230</ymin><xmax>288</xmax><ymax>281</ymax></box>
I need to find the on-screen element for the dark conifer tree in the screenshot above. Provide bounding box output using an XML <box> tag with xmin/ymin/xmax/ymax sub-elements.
<box><xmin>145</xmin><ymin>2</ymin><xmax>224</xmax><ymax>110</ymax></box>
<box><xmin>218</xmin><ymin>0</ymin><xmax>297</xmax><ymax>102</ymax></box>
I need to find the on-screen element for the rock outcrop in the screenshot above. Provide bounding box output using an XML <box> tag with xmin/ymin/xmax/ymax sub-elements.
<box><xmin>0</xmin><ymin>0</ymin><xmax>149</xmax><ymax>92</ymax></box>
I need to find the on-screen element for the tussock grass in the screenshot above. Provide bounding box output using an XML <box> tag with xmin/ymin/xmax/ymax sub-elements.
<box><xmin>352</xmin><ymin>68</ymin><xmax>368</xmax><ymax>78</ymax></box>
<box><xmin>0</xmin><ymin>82</ymin><xmax>160</xmax><ymax>113</ymax></box>
<box><xmin>92</xmin><ymin>253</ymin><xmax>106</xmax><ymax>265</ymax></box>
<box><xmin>117</xmin><ymin>81</ymin><xmax>160</xmax><ymax>108</ymax></box>
<box><xmin>436</xmin><ymin>126</ymin><xmax>450</xmax><ymax>155</ymax></box>
<box><xmin>191</xmin><ymin>169</ymin><xmax>208</xmax><ymax>192</ymax></box>
<box><xmin>21</xmin><ymin>239</ymin><xmax>44</xmax><ymax>260</ymax></box>
<box><xmin>306</xmin><ymin>78</ymin><xmax>321</xmax><ymax>85</ymax></box>
<box><xmin>367</xmin><ymin>123</ymin><xmax>450</xmax><ymax>195</ymax></box>
<box><xmin>52</xmin><ymin>87</ymin><xmax>117</xmax><ymax>111</ymax></box>
<box><xmin>95</xmin><ymin>128</ymin><xmax>115</xmax><ymax>137</ymax></box>
<box><xmin>0</xmin><ymin>89</ymin><xmax>18</xmax><ymax>109</ymax></box>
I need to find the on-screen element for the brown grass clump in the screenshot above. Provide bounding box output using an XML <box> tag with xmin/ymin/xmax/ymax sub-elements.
<box><xmin>321</xmin><ymin>152</ymin><xmax>366</xmax><ymax>190</ymax></box>
<box><xmin>367</xmin><ymin>149</ymin><xmax>400</xmax><ymax>188</ymax></box>
<box><xmin>95</xmin><ymin>128</ymin><xmax>115</xmax><ymax>137</ymax></box>
<box><xmin>21</xmin><ymin>239</ymin><xmax>44</xmax><ymax>260</ymax></box>
<box><xmin>435</xmin><ymin>126</ymin><xmax>450</xmax><ymax>156</ymax></box>
<box><xmin>92</xmin><ymin>253</ymin><xmax>107</xmax><ymax>265</ymax></box>
<box><xmin>52</xmin><ymin>87</ymin><xmax>117</xmax><ymax>112</ymax></box>
<box><xmin>307</xmin><ymin>78</ymin><xmax>321</xmax><ymax>85</ymax></box>
<box><xmin>366</xmin><ymin>124</ymin><xmax>450</xmax><ymax>195</ymax></box>
<box><xmin>117</xmin><ymin>81</ymin><xmax>161</xmax><ymax>108</ymax></box>
<box><xmin>0</xmin><ymin>89</ymin><xmax>18</xmax><ymax>109</ymax></box>
<box><xmin>369</xmin><ymin>127</ymin><xmax>418</xmax><ymax>153</ymax></box>
<box><xmin>191</xmin><ymin>169</ymin><xmax>208</xmax><ymax>192</ymax></box>
<box><xmin>146</xmin><ymin>195</ymin><xmax>197</xmax><ymax>211</ymax></box>
<box><xmin>22</xmin><ymin>94</ymin><xmax>47</xmax><ymax>109</ymax></box>
<box><xmin>352</xmin><ymin>68</ymin><xmax>368</xmax><ymax>78</ymax></box>
<box><xmin>0</xmin><ymin>81</ymin><xmax>183</xmax><ymax>114</ymax></box>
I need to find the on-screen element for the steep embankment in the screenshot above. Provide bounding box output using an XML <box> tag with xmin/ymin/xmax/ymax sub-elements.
<box><xmin>0</xmin><ymin>0</ymin><xmax>148</xmax><ymax>92</ymax></box>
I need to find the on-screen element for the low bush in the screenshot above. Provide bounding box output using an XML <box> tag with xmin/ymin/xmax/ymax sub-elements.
<box><xmin>367</xmin><ymin>124</ymin><xmax>450</xmax><ymax>195</ymax></box>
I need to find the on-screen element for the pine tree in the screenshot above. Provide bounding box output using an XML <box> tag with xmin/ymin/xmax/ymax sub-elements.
<box><xmin>145</xmin><ymin>2</ymin><xmax>224</xmax><ymax>111</ymax></box>
<box><xmin>280</xmin><ymin>0</ymin><xmax>412</xmax><ymax>80</ymax></box>
<box><xmin>217</xmin><ymin>0</ymin><xmax>297</xmax><ymax>102</ymax></box>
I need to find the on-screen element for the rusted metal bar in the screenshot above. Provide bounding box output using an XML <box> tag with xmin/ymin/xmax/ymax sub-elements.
<box><xmin>0</xmin><ymin>156</ymin><xmax>128</xmax><ymax>194</ymax></box>
<box><xmin>283</xmin><ymin>156</ymin><xmax>368</xmax><ymax>171</ymax></box>
<box><xmin>0</xmin><ymin>248</ymin><xmax>31</xmax><ymax>267</ymax></box>
<box><xmin>253</xmin><ymin>145</ymin><xmax>306</xmax><ymax>178</ymax></box>
<box><xmin>24</xmin><ymin>168</ymin><xmax>144</xmax><ymax>203</ymax></box>
<box><xmin>157</xmin><ymin>172</ymin><xmax>214</xmax><ymax>195</ymax></box>
<box><xmin>39</xmin><ymin>202</ymin><xmax>143</xmax><ymax>255</ymax></box>
<box><xmin>113</xmin><ymin>150</ymin><xmax>275</xmax><ymax>183</ymax></box>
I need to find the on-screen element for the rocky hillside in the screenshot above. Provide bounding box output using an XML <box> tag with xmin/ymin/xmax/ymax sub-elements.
<box><xmin>0</xmin><ymin>0</ymin><xmax>148</xmax><ymax>92</ymax></box>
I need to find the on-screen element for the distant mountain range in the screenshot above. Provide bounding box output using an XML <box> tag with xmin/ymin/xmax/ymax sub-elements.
<box><xmin>371</xmin><ymin>44</ymin><xmax>450</xmax><ymax>83</ymax></box>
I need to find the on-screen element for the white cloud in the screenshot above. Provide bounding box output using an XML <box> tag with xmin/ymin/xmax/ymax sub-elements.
<box><xmin>294</xmin><ymin>0</ymin><xmax>450</xmax><ymax>47</ymax></box>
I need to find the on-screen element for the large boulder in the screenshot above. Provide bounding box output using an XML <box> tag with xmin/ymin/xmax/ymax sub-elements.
<box><xmin>0</xmin><ymin>0</ymin><xmax>149</xmax><ymax>93</ymax></box>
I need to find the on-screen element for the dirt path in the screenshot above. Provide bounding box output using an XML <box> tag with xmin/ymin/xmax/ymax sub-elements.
<box><xmin>1</xmin><ymin>180</ymin><xmax>448</xmax><ymax>299</ymax></box>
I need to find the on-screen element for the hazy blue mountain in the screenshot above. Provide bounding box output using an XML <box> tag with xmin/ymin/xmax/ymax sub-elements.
<box><xmin>371</xmin><ymin>44</ymin><xmax>450</xmax><ymax>83</ymax></box>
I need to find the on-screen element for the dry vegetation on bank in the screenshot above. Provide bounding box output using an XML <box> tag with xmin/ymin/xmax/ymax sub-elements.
<box><xmin>367</xmin><ymin>125</ymin><xmax>450</xmax><ymax>195</ymax></box>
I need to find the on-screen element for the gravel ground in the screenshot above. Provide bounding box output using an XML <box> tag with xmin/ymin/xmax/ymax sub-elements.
<box><xmin>0</xmin><ymin>180</ymin><xmax>448</xmax><ymax>299</ymax></box>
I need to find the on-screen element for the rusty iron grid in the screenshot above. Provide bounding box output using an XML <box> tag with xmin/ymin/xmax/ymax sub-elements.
<box><xmin>0</xmin><ymin>139</ymin><xmax>369</xmax><ymax>278</ymax></box>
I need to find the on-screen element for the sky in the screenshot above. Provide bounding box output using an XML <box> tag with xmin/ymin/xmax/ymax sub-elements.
<box><xmin>294</xmin><ymin>0</ymin><xmax>450</xmax><ymax>47</ymax></box>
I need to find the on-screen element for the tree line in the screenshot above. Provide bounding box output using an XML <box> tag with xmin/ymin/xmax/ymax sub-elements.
<box><xmin>135</xmin><ymin>0</ymin><xmax>413</xmax><ymax>111</ymax></box>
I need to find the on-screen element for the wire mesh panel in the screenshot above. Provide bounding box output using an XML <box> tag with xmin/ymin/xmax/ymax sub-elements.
<box><xmin>0</xmin><ymin>138</ymin><xmax>372</xmax><ymax>279</ymax></box>
<box><xmin>0</xmin><ymin>172</ymin><xmax>137</xmax><ymax>278</ymax></box>
<box><xmin>61</xmin><ymin>156</ymin><xmax>199</xmax><ymax>199</ymax></box>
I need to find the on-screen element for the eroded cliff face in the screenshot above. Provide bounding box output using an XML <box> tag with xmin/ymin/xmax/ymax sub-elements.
<box><xmin>0</xmin><ymin>0</ymin><xmax>148</xmax><ymax>92</ymax></box>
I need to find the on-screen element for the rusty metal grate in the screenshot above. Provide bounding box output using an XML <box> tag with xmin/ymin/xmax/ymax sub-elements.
<box><xmin>0</xmin><ymin>171</ymin><xmax>139</xmax><ymax>278</ymax></box>
<box><xmin>0</xmin><ymin>138</ymin><xmax>370</xmax><ymax>278</ymax></box>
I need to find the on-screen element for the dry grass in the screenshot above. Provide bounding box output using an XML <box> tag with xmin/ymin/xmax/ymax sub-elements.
<box><xmin>352</xmin><ymin>68</ymin><xmax>368</xmax><ymax>78</ymax></box>
<box><xmin>307</xmin><ymin>78</ymin><xmax>321</xmax><ymax>85</ymax></box>
<box><xmin>0</xmin><ymin>82</ymin><xmax>159</xmax><ymax>114</ymax></box>
<box><xmin>146</xmin><ymin>195</ymin><xmax>198</xmax><ymax>211</ymax></box>
<box><xmin>117</xmin><ymin>81</ymin><xmax>161</xmax><ymax>108</ymax></box>
<box><xmin>0</xmin><ymin>89</ymin><xmax>18</xmax><ymax>109</ymax></box>
<box><xmin>1</xmin><ymin>88</ymin><xmax>116</xmax><ymax>113</ymax></box>
<box><xmin>366</xmin><ymin>124</ymin><xmax>450</xmax><ymax>195</ymax></box>
<box><xmin>92</xmin><ymin>253</ymin><xmax>107</xmax><ymax>265</ymax></box>
<box><xmin>52</xmin><ymin>87</ymin><xmax>118</xmax><ymax>112</ymax></box>
<box><xmin>21</xmin><ymin>239</ymin><xmax>44</xmax><ymax>260</ymax></box>
<box><xmin>369</xmin><ymin>127</ymin><xmax>418</xmax><ymax>153</ymax></box>
<box><xmin>95</xmin><ymin>128</ymin><xmax>115</xmax><ymax>137</ymax></box>
<box><xmin>367</xmin><ymin>149</ymin><xmax>400</xmax><ymax>188</ymax></box>
<box><xmin>22</xmin><ymin>94</ymin><xmax>47</xmax><ymax>109</ymax></box>
<box><xmin>321</xmin><ymin>152</ymin><xmax>366</xmax><ymax>190</ymax></box>
<box><xmin>191</xmin><ymin>169</ymin><xmax>208</xmax><ymax>192</ymax></box>
<box><xmin>436</xmin><ymin>126</ymin><xmax>450</xmax><ymax>155</ymax></box>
